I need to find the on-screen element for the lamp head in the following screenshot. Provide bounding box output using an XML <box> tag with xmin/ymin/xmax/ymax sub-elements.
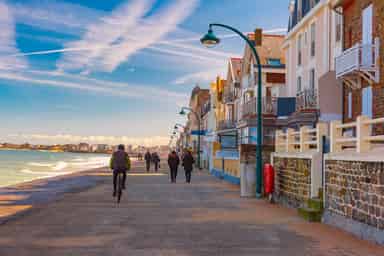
<box><xmin>179</xmin><ymin>109</ymin><xmax>186</xmax><ymax>115</ymax></box>
<box><xmin>200</xmin><ymin>28</ymin><xmax>220</xmax><ymax>48</ymax></box>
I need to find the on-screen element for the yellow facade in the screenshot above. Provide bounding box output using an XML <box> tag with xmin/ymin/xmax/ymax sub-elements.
<box><xmin>210</xmin><ymin>77</ymin><xmax>241</xmax><ymax>178</ymax></box>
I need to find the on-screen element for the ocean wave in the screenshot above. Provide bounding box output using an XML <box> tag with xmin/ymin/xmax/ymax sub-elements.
<box><xmin>51</xmin><ymin>161</ymin><xmax>68</xmax><ymax>171</ymax></box>
<box><xmin>28</xmin><ymin>162</ymin><xmax>54</xmax><ymax>167</ymax></box>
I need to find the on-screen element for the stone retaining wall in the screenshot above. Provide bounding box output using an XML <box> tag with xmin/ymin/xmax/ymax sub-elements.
<box><xmin>324</xmin><ymin>160</ymin><xmax>384</xmax><ymax>233</ymax></box>
<box><xmin>273</xmin><ymin>157</ymin><xmax>312</xmax><ymax>208</ymax></box>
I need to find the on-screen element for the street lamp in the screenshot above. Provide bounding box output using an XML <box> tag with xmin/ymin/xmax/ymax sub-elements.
<box><xmin>201</xmin><ymin>23</ymin><xmax>263</xmax><ymax>198</ymax></box>
<box><xmin>179</xmin><ymin>106</ymin><xmax>202</xmax><ymax>169</ymax></box>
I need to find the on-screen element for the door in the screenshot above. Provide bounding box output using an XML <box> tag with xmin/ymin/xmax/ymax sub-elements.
<box><xmin>362</xmin><ymin>4</ymin><xmax>373</xmax><ymax>67</ymax></box>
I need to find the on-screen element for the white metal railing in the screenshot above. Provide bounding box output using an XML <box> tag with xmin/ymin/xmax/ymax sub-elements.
<box><xmin>330</xmin><ymin>115</ymin><xmax>384</xmax><ymax>153</ymax></box>
<box><xmin>241</xmin><ymin>97</ymin><xmax>277</xmax><ymax>117</ymax></box>
<box><xmin>296</xmin><ymin>88</ymin><xmax>318</xmax><ymax>111</ymax></box>
<box><xmin>335</xmin><ymin>37</ymin><xmax>380</xmax><ymax>79</ymax></box>
<box><xmin>275</xmin><ymin>122</ymin><xmax>328</xmax><ymax>153</ymax></box>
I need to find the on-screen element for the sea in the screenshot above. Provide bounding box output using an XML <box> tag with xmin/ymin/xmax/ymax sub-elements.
<box><xmin>0</xmin><ymin>149</ymin><xmax>109</xmax><ymax>187</ymax></box>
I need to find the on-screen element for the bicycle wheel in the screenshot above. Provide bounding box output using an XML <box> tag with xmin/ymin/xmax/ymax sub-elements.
<box><xmin>117</xmin><ymin>173</ymin><xmax>123</xmax><ymax>203</ymax></box>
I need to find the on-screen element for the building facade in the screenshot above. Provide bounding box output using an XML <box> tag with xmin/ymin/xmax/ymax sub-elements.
<box><xmin>283</xmin><ymin>0</ymin><xmax>343</xmax><ymax>127</ymax></box>
<box><xmin>334</xmin><ymin>0</ymin><xmax>383</xmax><ymax>130</ymax></box>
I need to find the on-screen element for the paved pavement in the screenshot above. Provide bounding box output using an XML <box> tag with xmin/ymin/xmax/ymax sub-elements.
<box><xmin>0</xmin><ymin>161</ymin><xmax>382</xmax><ymax>255</ymax></box>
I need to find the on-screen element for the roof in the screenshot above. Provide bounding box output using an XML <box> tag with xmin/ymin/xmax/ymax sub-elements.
<box><xmin>242</xmin><ymin>33</ymin><xmax>286</xmax><ymax>69</ymax></box>
<box><xmin>189</xmin><ymin>86</ymin><xmax>210</xmax><ymax>108</ymax></box>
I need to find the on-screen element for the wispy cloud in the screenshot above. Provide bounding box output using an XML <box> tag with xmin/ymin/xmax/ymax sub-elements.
<box><xmin>0</xmin><ymin>1</ymin><xmax>27</xmax><ymax>70</ymax></box>
<box><xmin>0</xmin><ymin>69</ymin><xmax>187</xmax><ymax>104</ymax></box>
<box><xmin>57</xmin><ymin>0</ymin><xmax>199</xmax><ymax>73</ymax></box>
<box><xmin>57</xmin><ymin>0</ymin><xmax>154</xmax><ymax>73</ymax></box>
<box><xmin>7</xmin><ymin>133</ymin><xmax>170</xmax><ymax>147</ymax></box>
<box><xmin>10</xmin><ymin>0</ymin><xmax>103</xmax><ymax>36</ymax></box>
<box><xmin>173</xmin><ymin>69</ymin><xmax>224</xmax><ymax>85</ymax></box>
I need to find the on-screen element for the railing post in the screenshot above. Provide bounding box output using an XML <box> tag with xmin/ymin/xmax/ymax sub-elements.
<box><xmin>286</xmin><ymin>128</ymin><xmax>295</xmax><ymax>153</ymax></box>
<box><xmin>275</xmin><ymin>130</ymin><xmax>281</xmax><ymax>152</ymax></box>
<box><xmin>300</xmin><ymin>126</ymin><xmax>310</xmax><ymax>153</ymax></box>
<box><xmin>316</xmin><ymin>122</ymin><xmax>328</xmax><ymax>153</ymax></box>
<box><xmin>330</xmin><ymin>120</ymin><xmax>342</xmax><ymax>153</ymax></box>
<box><xmin>356</xmin><ymin>115</ymin><xmax>370</xmax><ymax>153</ymax></box>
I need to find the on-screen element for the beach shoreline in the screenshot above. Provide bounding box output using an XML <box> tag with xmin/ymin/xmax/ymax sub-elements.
<box><xmin>0</xmin><ymin>166</ymin><xmax>109</xmax><ymax>225</ymax></box>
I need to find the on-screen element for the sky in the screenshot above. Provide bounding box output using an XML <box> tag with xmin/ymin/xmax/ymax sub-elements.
<box><xmin>0</xmin><ymin>0</ymin><xmax>289</xmax><ymax>146</ymax></box>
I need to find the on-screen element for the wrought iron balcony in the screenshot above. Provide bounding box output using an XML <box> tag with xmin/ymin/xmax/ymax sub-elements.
<box><xmin>335</xmin><ymin>37</ymin><xmax>380</xmax><ymax>87</ymax></box>
<box><xmin>296</xmin><ymin>89</ymin><xmax>318</xmax><ymax>111</ymax></box>
<box><xmin>241</xmin><ymin>97</ymin><xmax>277</xmax><ymax>118</ymax></box>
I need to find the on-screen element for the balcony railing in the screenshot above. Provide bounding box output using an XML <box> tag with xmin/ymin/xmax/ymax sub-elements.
<box><xmin>335</xmin><ymin>37</ymin><xmax>380</xmax><ymax>82</ymax></box>
<box><xmin>223</xmin><ymin>89</ymin><xmax>235</xmax><ymax>103</ymax></box>
<box><xmin>241</xmin><ymin>97</ymin><xmax>277</xmax><ymax>118</ymax></box>
<box><xmin>296</xmin><ymin>89</ymin><xmax>318</xmax><ymax>111</ymax></box>
<box><xmin>217</xmin><ymin>120</ymin><xmax>236</xmax><ymax>131</ymax></box>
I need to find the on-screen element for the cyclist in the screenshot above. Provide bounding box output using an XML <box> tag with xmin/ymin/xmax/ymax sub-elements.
<box><xmin>110</xmin><ymin>144</ymin><xmax>131</xmax><ymax>197</ymax></box>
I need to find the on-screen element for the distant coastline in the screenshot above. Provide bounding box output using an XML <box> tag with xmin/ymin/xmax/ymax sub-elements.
<box><xmin>0</xmin><ymin>147</ymin><xmax>110</xmax><ymax>154</ymax></box>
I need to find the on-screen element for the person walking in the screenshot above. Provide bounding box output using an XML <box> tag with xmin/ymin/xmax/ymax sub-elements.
<box><xmin>144</xmin><ymin>150</ymin><xmax>151</xmax><ymax>172</ymax></box>
<box><xmin>182</xmin><ymin>149</ymin><xmax>194</xmax><ymax>183</ymax></box>
<box><xmin>109</xmin><ymin>144</ymin><xmax>131</xmax><ymax>197</ymax></box>
<box><xmin>152</xmin><ymin>152</ymin><xmax>160</xmax><ymax>172</ymax></box>
<box><xmin>167</xmin><ymin>151</ymin><xmax>180</xmax><ymax>183</ymax></box>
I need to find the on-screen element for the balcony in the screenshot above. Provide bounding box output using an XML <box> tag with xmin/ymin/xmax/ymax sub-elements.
<box><xmin>335</xmin><ymin>38</ymin><xmax>380</xmax><ymax>88</ymax></box>
<box><xmin>241</xmin><ymin>97</ymin><xmax>277</xmax><ymax>118</ymax></box>
<box><xmin>296</xmin><ymin>89</ymin><xmax>318</xmax><ymax>111</ymax></box>
<box><xmin>217</xmin><ymin>120</ymin><xmax>236</xmax><ymax>131</ymax></box>
<box><xmin>223</xmin><ymin>89</ymin><xmax>235</xmax><ymax>104</ymax></box>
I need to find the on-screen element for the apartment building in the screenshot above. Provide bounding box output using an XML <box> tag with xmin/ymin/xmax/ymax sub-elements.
<box><xmin>238</xmin><ymin>33</ymin><xmax>286</xmax><ymax>146</ymax></box>
<box><xmin>283</xmin><ymin>0</ymin><xmax>343</xmax><ymax>128</ymax></box>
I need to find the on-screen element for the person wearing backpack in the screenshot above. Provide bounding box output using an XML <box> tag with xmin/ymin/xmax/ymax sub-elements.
<box><xmin>110</xmin><ymin>144</ymin><xmax>131</xmax><ymax>197</ymax></box>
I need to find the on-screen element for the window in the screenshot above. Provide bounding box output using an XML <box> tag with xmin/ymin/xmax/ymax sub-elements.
<box><xmin>335</xmin><ymin>11</ymin><xmax>342</xmax><ymax>42</ymax></box>
<box><xmin>347</xmin><ymin>92</ymin><xmax>352</xmax><ymax>119</ymax></box>
<box><xmin>297</xmin><ymin>76</ymin><xmax>302</xmax><ymax>94</ymax></box>
<box><xmin>267</xmin><ymin>58</ymin><xmax>282</xmax><ymax>66</ymax></box>
<box><xmin>309</xmin><ymin>69</ymin><xmax>315</xmax><ymax>91</ymax></box>
<box><xmin>310</xmin><ymin>22</ymin><xmax>316</xmax><ymax>57</ymax></box>
<box><xmin>362</xmin><ymin>86</ymin><xmax>373</xmax><ymax>118</ymax></box>
<box><xmin>297</xmin><ymin>34</ymin><xmax>302</xmax><ymax>66</ymax></box>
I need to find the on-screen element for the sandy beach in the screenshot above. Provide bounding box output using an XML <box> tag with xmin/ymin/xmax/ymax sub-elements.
<box><xmin>0</xmin><ymin>166</ymin><xmax>108</xmax><ymax>225</ymax></box>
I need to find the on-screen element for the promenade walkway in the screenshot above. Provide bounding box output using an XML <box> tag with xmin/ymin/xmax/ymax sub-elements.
<box><xmin>0</xmin><ymin>161</ymin><xmax>382</xmax><ymax>255</ymax></box>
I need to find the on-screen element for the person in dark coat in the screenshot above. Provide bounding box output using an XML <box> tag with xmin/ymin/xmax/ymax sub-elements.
<box><xmin>152</xmin><ymin>152</ymin><xmax>160</xmax><ymax>172</ymax></box>
<box><xmin>168</xmin><ymin>151</ymin><xmax>180</xmax><ymax>183</ymax></box>
<box><xmin>182</xmin><ymin>149</ymin><xmax>194</xmax><ymax>183</ymax></box>
<box><xmin>109</xmin><ymin>144</ymin><xmax>131</xmax><ymax>197</ymax></box>
<box><xmin>144</xmin><ymin>151</ymin><xmax>151</xmax><ymax>172</ymax></box>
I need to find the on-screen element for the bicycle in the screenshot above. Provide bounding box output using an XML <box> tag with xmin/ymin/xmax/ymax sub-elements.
<box><xmin>116</xmin><ymin>171</ymin><xmax>124</xmax><ymax>204</ymax></box>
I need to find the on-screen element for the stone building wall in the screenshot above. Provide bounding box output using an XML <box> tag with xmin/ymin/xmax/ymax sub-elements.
<box><xmin>324</xmin><ymin>160</ymin><xmax>384</xmax><ymax>230</ymax></box>
<box><xmin>273</xmin><ymin>157</ymin><xmax>312</xmax><ymax>208</ymax></box>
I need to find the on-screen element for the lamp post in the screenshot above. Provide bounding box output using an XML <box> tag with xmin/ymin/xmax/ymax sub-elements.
<box><xmin>201</xmin><ymin>23</ymin><xmax>263</xmax><ymax>198</ymax></box>
<box><xmin>179</xmin><ymin>106</ymin><xmax>202</xmax><ymax>169</ymax></box>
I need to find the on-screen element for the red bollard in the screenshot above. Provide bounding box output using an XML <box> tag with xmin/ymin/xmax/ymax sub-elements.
<box><xmin>263</xmin><ymin>163</ymin><xmax>275</xmax><ymax>203</ymax></box>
